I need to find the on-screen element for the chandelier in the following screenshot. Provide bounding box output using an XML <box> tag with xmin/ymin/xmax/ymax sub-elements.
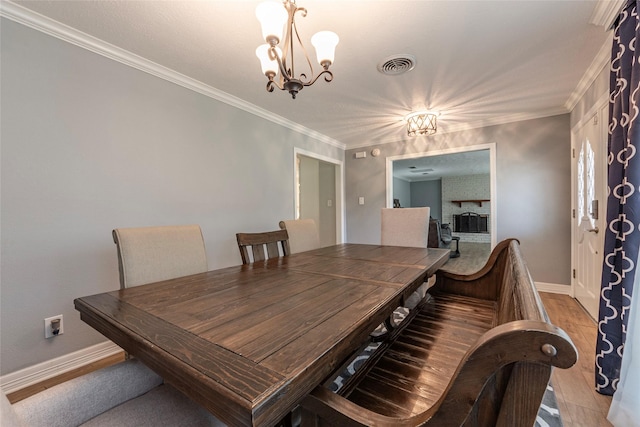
<box><xmin>255</xmin><ymin>1</ymin><xmax>339</xmax><ymax>99</ymax></box>
<box><xmin>406</xmin><ymin>111</ymin><xmax>438</xmax><ymax>136</ymax></box>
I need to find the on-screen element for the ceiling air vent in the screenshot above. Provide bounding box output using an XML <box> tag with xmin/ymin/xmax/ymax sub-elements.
<box><xmin>377</xmin><ymin>54</ymin><xmax>416</xmax><ymax>75</ymax></box>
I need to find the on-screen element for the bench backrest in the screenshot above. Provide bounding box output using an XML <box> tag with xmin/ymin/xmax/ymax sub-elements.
<box><xmin>496</xmin><ymin>240</ymin><xmax>548</xmax><ymax>325</ymax></box>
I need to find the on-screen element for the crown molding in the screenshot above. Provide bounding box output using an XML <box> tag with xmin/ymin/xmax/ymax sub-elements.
<box><xmin>565</xmin><ymin>37</ymin><xmax>611</xmax><ymax>111</ymax></box>
<box><xmin>0</xmin><ymin>1</ymin><xmax>346</xmax><ymax>151</ymax></box>
<box><xmin>590</xmin><ymin>0</ymin><xmax>625</xmax><ymax>29</ymax></box>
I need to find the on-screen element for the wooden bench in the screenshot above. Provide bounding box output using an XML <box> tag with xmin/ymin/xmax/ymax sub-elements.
<box><xmin>300</xmin><ymin>238</ymin><xmax>578</xmax><ymax>427</ymax></box>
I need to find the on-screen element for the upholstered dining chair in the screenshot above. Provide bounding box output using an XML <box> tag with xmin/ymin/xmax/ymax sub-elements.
<box><xmin>278</xmin><ymin>219</ymin><xmax>321</xmax><ymax>254</ymax></box>
<box><xmin>3</xmin><ymin>359</ymin><xmax>225</xmax><ymax>427</ymax></box>
<box><xmin>380</xmin><ymin>207</ymin><xmax>430</xmax><ymax>248</ymax></box>
<box><xmin>112</xmin><ymin>225</ymin><xmax>208</xmax><ymax>289</ymax></box>
<box><xmin>236</xmin><ymin>229</ymin><xmax>290</xmax><ymax>264</ymax></box>
<box><xmin>376</xmin><ymin>207</ymin><xmax>434</xmax><ymax>340</ymax></box>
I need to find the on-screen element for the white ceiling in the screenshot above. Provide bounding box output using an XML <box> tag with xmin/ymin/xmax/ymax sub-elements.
<box><xmin>393</xmin><ymin>149</ymin><xmax>490</xmax><ymax>182</ymax></box>
<box><xmin>6</xmin><ymin>0</ymin><xmax>614</xmax><ymax>150</ymax></box>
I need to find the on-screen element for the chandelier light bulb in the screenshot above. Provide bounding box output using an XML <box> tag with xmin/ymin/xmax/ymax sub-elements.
<box><xmin>311</xmin><ymin>31</ymin><xmax>339</xmax><ymax>68</ymax></box>
<box><xmin>256</xmin><ymin>1</ymin><xmax>287</xmax><ymax>44</ymax></box>
<box><xmin>256</xmin><ymin>44</ymin><xmax>281</xmax><ymax>76</ymax></box>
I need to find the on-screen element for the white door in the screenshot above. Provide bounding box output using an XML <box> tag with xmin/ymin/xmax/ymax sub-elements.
<box><xmin>572</xmin><ymin>103</ymin><xmax>607</xmax><ymax>320</ymax></box>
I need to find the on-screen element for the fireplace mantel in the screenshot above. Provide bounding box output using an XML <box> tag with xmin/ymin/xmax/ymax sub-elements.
<box><xmin>451</xmin><ymin>199</ymin><xmax>490</xmax><ymax>207</ymax></box>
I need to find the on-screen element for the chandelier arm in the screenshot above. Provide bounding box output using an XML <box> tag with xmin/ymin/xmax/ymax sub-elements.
<box><xmin>279</xmin><ymin>1</ymin><xmax>300</xmax><ymax>81</ymax></box>
<box><xmin>266</xmin><ymin>79</ymin><xmax>280</xmax><ymax>93</ymax></box>
<box><xmin>291</xmin><ymin>16</ymin><xmax>315</xmax><ymax>84</ymax></box>
<box><xmin>302</xmin><ymin>69</ymin><xmax>334</xmax><ymax>87</ymax></box>
<box><xmin>269</xmin><ymin>46</ymin><xmax>291</xmax><ymax>84</ymax></box>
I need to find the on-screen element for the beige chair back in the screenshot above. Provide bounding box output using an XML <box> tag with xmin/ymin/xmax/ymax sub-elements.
<box><xmin>112</xmin><ymin>225</ymin><xmax>208</xmax><ymax>288</ymax></box>
<box><xmin>279</xmin><ymin>219</ymin><xmax>321</xmax><ymax>254</ymax></box>
<box><xmin>380</xmin><ymin>207</ymin><xmax>431</xmax><ymax>248</ymax></box>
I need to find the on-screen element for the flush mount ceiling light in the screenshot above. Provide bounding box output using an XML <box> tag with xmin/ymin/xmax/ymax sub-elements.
<box><xmin>255</xmin><ymin>0</ymin><xmax>339</xmax><ymax>99</ymax></box>
<box><xmin>405</xmin><ymin>111</ymin><xmax>438</xmax><ymax>136</ymax></box>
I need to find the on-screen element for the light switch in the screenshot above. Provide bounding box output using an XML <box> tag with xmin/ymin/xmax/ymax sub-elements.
<box><xmin>358</xmin><ymin>197</ymin><xmax>365</xmax><ymax>205</ymax></box>
<box><xmin>327</xmin><ymin>199</ymin><xmax>332</xmax><ymax>207</ymax></box>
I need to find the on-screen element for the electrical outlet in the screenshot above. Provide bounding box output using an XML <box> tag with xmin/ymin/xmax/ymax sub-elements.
<box><xmin>44</xmin><ymin>315</ymin><xmax>64</xmax><ymax>338</ymax></box>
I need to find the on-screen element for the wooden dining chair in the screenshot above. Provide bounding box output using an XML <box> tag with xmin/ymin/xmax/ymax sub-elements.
<box><xmin>278</xmin><ymin>219</ymin><xmax>321</xmax><ymax>254</ymax></box>
<box><xmin>112</xmin><ymin>224</ymin><xmax>208</xmax><ymax>289</ymax></box>
<box><xmin>236</xmin><ymin>229</ymin><xmax>290</xmax><ymax>264</ymax></box>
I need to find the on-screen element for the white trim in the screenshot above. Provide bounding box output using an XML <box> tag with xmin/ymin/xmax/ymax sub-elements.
<box><xmin>535</xmin><ymin>282</ymin><xmax>571</xmax><ymax>295</ymax></box>
<box><xmin>0</xmin><ymin>1</ymin><xmax>346</xmax><ymax>151</ymax></box>
<box><xmin>293</xmin><ymin>148</ymin><xmax>345</xmax><ymax>244</ymax></box>
<box><xmin>0</xmin><ymin>341</ymin><xmax>122</xmax><ymax>394</ymax></box>
<box><xmin>565</xmin><ymin>38</ymin><xmax>612</xmax><ymax>111</ymax></box>
<box><xmin>571</xmin><ymin>92</ymin><xmax>610</xmax><ymax>132</ymax></box>
<box><xmin>590</xmin><ymin>0</ymin><xmax>625</xmax><ymax>29</ymax></box>
<box><xmin>385</xmin><ymin>143</ymin><xmax>497</xmax><ymax>248</ymax></box>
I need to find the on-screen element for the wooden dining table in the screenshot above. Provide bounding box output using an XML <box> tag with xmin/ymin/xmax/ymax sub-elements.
<box><xmin>74</xmin><ymin>244</ymin><xmax>450</xmax><ymax>427</ymax></box>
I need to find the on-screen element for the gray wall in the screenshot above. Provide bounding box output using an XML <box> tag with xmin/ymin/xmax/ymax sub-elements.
<box><xmin>0</xmin><ymin>19</ymin><xmax>343</xmax><ymax>374</ymax></box>
<box><xmin>410</xmin><ymin>180</ymin><xmax>442</xmax><ymax>219</ymax></box>
<box><xmin>346</xmin><ymin>114</ymin><xmax>571</xmax><ymax>286</ymax></box>
<box><xmin>392</xmin><ymin>177</ymin><xmax>411</xmax><ymax>207</ymax></box>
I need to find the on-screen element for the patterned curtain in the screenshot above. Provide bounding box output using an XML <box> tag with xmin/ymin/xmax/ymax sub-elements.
<box><xmin>596</xmin><ymin>0</ymin><xmax>640</xmax><ymax>396</ymax></box>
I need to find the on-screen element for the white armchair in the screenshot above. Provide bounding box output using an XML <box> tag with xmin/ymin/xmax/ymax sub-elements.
<box><xmin>3</xmin><ymin>359</ymin><xmax>225</xmax><ymax>427</ymax></box>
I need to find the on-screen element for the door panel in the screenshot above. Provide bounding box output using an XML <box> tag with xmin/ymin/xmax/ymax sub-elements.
<box><xmin>573</xmin><ymin>106</ymin><xmax>606</xmax><ymax>320</ymax></box>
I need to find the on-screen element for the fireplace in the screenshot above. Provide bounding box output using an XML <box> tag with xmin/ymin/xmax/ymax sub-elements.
<box><xmin>454</xmin><ymin>212</ymin><xmax>489</xmax><ymax>233</ymax></box>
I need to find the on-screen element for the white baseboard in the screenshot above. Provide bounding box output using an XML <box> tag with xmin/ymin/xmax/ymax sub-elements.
<box><xmin>1</xmin><ymin>341</ymin><xmax>122</xmax><ymax>395</ymax></box>
<box><xmin>536</xmin><ymin>282</ymin><xmax>571</xmax><ymax>295</ymax></box>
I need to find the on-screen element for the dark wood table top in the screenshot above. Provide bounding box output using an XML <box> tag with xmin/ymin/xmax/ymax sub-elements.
<box><xmin>74</xmin><ymin>244</ymin><xmax>450</xmax><ymax>427</ymax></box>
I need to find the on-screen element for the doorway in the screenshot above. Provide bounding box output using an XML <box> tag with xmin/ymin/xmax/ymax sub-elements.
<box><xmin>294</xmin><ymin>148</ymin><xmax>344</xmax><ymax>246</ymax></box>
<box><xmin>386</xmin><ymin>143</ymin><xmax>497</xmax><ymax>248</ymax></box>
<box><xmin>571</xmin><ymin>95</ymin><xmax>607</xmax><ymax>321</ymax></box>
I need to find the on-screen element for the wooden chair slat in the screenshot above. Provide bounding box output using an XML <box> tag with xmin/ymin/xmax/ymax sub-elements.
<box><xmin>236</xmin><ymin>229</ymin><xmax>290</xmax><ymax>265</ymax></box>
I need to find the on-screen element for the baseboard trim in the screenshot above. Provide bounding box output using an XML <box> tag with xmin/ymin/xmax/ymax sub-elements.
<box><xmin>0</xmin><ymin>341</ymin><xmax>122</xmax><ymax>394</ymax></box>
<box><xmin>536</xmin><ymin>282</ymin><xmax>571</xmax><ymax>295</ymax></box>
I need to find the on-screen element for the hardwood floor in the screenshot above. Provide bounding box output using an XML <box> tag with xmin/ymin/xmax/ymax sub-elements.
<box><xmin>439</xmin><ymin>241</ymin><xmax>491</xmax><ymax>275</ymax></box>
<box><xmin>540</xmin><ymin>292</ymin><xmax>613</xmax><ymax>427</ymax></box>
